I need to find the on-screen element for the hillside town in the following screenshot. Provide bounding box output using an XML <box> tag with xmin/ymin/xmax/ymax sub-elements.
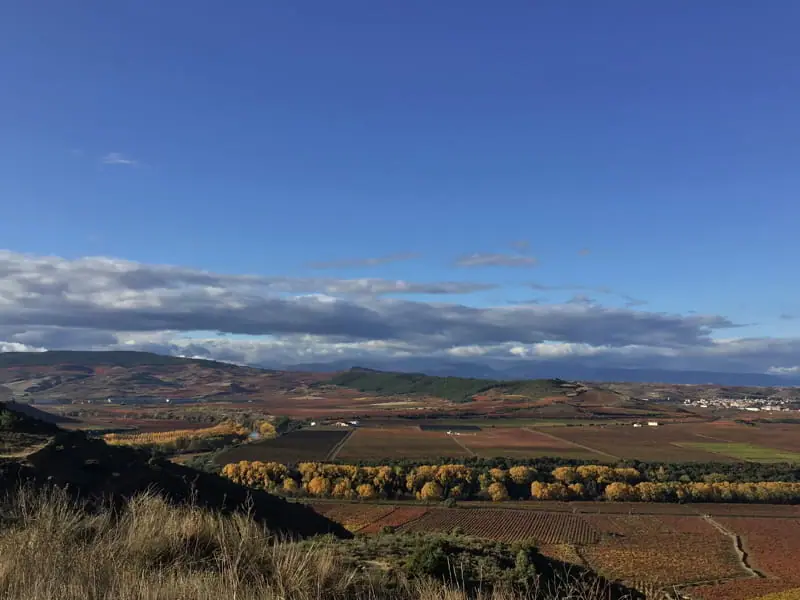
<box><xmin>682</xmin><ymin>396</ymin><xmax>800</xmax><ymax>412</ymax></box>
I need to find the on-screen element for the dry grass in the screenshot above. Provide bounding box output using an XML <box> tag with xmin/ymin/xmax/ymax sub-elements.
<box><xmin>0</xmin><ymin>486</ymin><xmax>651</xmax><ymax>600</ymax></box>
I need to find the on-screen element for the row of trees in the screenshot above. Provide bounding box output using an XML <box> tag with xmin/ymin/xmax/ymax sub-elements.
<box><xmin>335</xmin><ymin>455</ymin><xmax>800</xmax><ymax>484</ymax></box>
<box><xmin>103</xmin><ymin>420</ymin><xmax>274</xmax><ymax>449</ymax></box>
<box><xmin>221</xmin><ymin>460</ymin><xmax>800</xmax><ymax>504</ymax></box>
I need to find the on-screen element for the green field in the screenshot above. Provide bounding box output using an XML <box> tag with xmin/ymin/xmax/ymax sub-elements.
<box><xmin>675</xmin><ymin>442</ymin><xmax>800</xmax><ymax>463</ymax></box>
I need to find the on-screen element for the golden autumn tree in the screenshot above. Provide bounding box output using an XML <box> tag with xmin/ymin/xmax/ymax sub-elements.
<box><xmin>552</xmin><ymin>466</ymin><xmax>579</xmax><ymax>484</ymax></box>
<box><xmin>257</xmin><ymin>421</ymin><xmax>278</xmax><ymax>438</ymax></box>
<box><xmin>356</xmin><ymin>483</ymin><xmax>378</xmax><ymax>500</ymax></box>
<box><xmin>297</xmin><ymin>462</ymin><xmax>321</xmax><ymax>483</ymax></box>
<box><xmin>488</xmin><ymin>468</ymin><xmax>507</xmax><ymax>483</ymax></box>
<box><xmin>508</xmin><ymin>465</ymin><xmax>535</xmax><ymax>485</ymax></box>
<box><xmin>282</xmin><ymin>478</ymin><xmax>300</xmax><ymax>495</ymax></box>
<box><xmin>568</xmin><ymin>482</ymin><xmax>587</xmax><ymax>499</ymax></box>
<box><xmin>487</xmin><ymin>482</ymin><xmax>509</xmax><ymax>502</ymax></box>
<box><xmin>306</xmin><ymin>476</ymin><xmax>331</xmax><ymax>497</ymax></box>
<box><xmin>613</xmin><ymin>467</ymin><xmax>642</xmax><ymax>484</ymax></box>
<box><xmin>604</xmin><ymin>482</ymin><xmax>637</xmax><ymax>502</ymax></box>
<box><xmin>418</xmin><ymin>481</ymin><xmax>444</xmax><ymax>502</ymax></box>
<box><xmin>406</xmin><ymin>465</ymin><xmax>437</xmax><ymax>495</ymax></box>
<box><xmin>332</xmin><ymin>479</ymin><xmax>354</xmax><ymax>499</ymax></box>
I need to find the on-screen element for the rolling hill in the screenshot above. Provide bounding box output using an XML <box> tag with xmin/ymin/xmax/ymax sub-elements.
<box><xmin>328</xmin><ymin>367</ymin><xmax>581</xmax><ymax>402</ymax></box>
<box><xmin>0</xmin><ymin>350</ymin><xmax>322</xmax><ymax>402</ymax></box>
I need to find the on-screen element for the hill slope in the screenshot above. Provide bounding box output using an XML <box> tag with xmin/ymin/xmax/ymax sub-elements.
<box><xmin>0</xmin><ymin>350</ymin><xmax>322</xmax><ymax>402</ymax></box>
<box><xmin>329</xmin><ymin>367</ymin><xmax>581</xmax><ymax>402</ymax></box>
<box><xmin>0</xmin><ymin>402</ymin><xmax>348</xmax><ymax>538</ymax></box>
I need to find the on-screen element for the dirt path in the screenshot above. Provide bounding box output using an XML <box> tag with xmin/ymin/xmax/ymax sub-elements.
<box><xmin>693</xmin><ymin>432</ymin><xmax>734</xmax><ymax>443</ymax></box>
<box><xmin>447</xmin><ymin>433</ymin><xmax>477</xmax><ymax>457</ymax></box>
<box><xmin>700</xmin><ymin>514</ymin><xmax>766</xmax><ymax>580</ymax></box>
<box><xmin>325</xmin><ymin>430</ymin><xmax>354</xmax><ymax>461</ymax></box>
<box><xmin>523</xmin><ymin>427</ymin><xmax>619</xmax><ymax>460</ymax></box>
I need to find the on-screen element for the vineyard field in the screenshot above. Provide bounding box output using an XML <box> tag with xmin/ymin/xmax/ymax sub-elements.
<box><xmin>214</xmin><ymin>430</ymin><xmax>350</xmax><ymax>464</ymax></box>
<box><xmin>692</xmin><ymin>517</ymin><xmax>800</xmax><ymax>600</ymax></box>
<box><xmin>308</xmin><ymin>503</ymin><xmax>396</xmax><ymax>532</ymax></box>
<box><xmin>581</xmin><ymin>515</ymin><xmax>746</xmax><ymax>586</ymax></box>
<box><xmin>357</xmin><ymin>507</ymin><xmax>430</xmax><ymax>534</ymax></box>
<box><xmin>398</xmin><ymin>508</ymin><xmax>599</xmax><ymax>544</ymax></box>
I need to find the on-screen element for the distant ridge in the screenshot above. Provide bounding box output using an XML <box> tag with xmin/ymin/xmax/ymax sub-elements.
<box><xmin>0</xmin><ymin>350</ymin><xmax>237</xmax><ymax>370</ymax></box>
<box><xmin>288</xmin><ymin>359</ymin><xmax>800</xmax><ymax>387</ymax></box>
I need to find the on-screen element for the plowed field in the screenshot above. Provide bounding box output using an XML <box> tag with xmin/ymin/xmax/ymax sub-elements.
<box><xmin>214</xmin><ymin>430</ymin><xmax>350</xmax><ymax>464</ymax></box>
<box><xmin>335</xmin><ymin>427</ymin><xmax>470</xmax><ymax>460</ymax></box>
<box><xmin>457</xmin><ymin>428</ymin><xmax>605</xmax><ymax>459</ymax></box>
<box><xmin>399</xmin><ymin>508</ymin><xmax>599</xmax><ymax>544</ymax></box>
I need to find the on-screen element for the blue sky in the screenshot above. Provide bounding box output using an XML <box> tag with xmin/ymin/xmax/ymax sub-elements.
<box><xmin>1</xmin><ymin>2</ymin><xmax>799</xmax><ymax>373</ymax></box>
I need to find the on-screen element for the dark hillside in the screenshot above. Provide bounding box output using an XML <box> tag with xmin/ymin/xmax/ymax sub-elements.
<box><xmin>1</xmin><ymin>401</ymin><xmax>76</xmax><ymax>425</ymax></box>
<box><xmin>0</xmin><ymin>403</ymin><xmax>348</xmax><ymax>539</ymax></box>
<box><xmin>0</xmin><ymin>350</ymin><xmax>233</xmax><ymax>369</ymax></box>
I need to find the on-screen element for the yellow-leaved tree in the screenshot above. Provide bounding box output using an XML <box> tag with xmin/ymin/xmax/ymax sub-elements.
<box><xmin>306</xmin><ymin>476</ymin><xmax>331</xmax><ymax>497</ymax></box>
<box><xmin>487</xmin><ymin>482</ymin><xmax>509</xmax><ymax>502</ymax></box>
<box><xmin>417</xmin><ymin>481</ymin><xmax>444</xmax><ymax>502</ymax></box>
<box><xmin>356</xmin><ymin>483</ymin><xmax>378</xmax><ymax>500</ymax></box>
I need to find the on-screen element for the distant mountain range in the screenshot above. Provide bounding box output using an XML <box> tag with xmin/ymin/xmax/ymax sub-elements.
<box><xmin>284</xmin><ymin>358</ymin><xmax>800</xmax><ymax>387</ymax></box>
<box><xmin>1</xmin><ymin>349</ymin><xmax>798</xmax><ymax>390</ymax></box>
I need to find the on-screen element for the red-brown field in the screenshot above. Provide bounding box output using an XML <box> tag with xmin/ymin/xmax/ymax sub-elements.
<box><xmin>692</xmin><ymin>517</ymin><xmax>800</xmax><ymax>600</ymax></box>
<box><xmin>307</xmin><ymin>503</ymin><xmax>396</xmax><ymax>532</ymax></box>
<box><xmin>456</xmin><ymin>427</ymin><xmax>606</xmax><ymax>460</ymax></box>
<box><xmin>335</xmin><ymin>426</ymin><xmax>470</xmax><ymax>460</ymax></box>
<box><xmin>696</xmin><ymin>504</ymin><xmax>800</xmax><ymax>518</ymax></box>
<box><xmin>357</xmin><ymin>506</ymin><xmax>430</xmax><ymax>533</ymax></box>
<box><xmin>581</xmin><ymin>514</ymin><xmax>746</xmax><ymax>587</ymax></box>
<box><xmin>542</xmin><ymin>424</ymin><xmax>740</xmax><ymax>461</ymax></box>
<box><xmin>399</xmin><ymin>508</ymin><xmax>599</xmax><ymax>544</ymax></box>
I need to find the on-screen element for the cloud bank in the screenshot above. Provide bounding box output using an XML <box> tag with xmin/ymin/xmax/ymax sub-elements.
<box><xmin>0</xmin><ymin>250</ymin><xmax>797</xmax><ymax>375</ymax></box>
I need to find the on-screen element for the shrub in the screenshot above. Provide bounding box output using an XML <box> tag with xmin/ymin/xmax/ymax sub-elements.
<box><xmin>405</xmin><ymin>538</ymin><xmax>450</xmax><ymax>579</ymax></box>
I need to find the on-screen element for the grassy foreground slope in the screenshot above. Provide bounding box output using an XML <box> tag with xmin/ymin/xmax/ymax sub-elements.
<box><xmin>0</xmin><ymin>402</ymin><xmax>647</xmax><ymax>600</ymax></box>
<box><xmin>0</xmin><ymin>485</ymin><xmax>644</xmax><ymax>600</ymax></box>
<box><xmin>329</xmin><ymin>368</ymin><xmax>573</xmax><ymax>402</ymax></box>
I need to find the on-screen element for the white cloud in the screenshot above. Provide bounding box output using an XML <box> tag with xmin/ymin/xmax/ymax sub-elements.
<box><xmin>767</xmin><ymin>366</ymin><xmax>800</xmax><ymax>375</ymax></box>
<box><xmin>101</xmin><ymin>152</ymin><xmax>138</xmax><ymax>166</ymax></box>
<box><xmin>14</xmin><ymin>249</ymin><xmax>800</xmax><ymax>374</ymax></box>
<box><xmin>0</xmin><ymin>341</ymin><xmax>46</xmax><ymax>353</ymax></box>
<box><xmin>455</xmin><ymin>253</ymin><xmax>539</xmax><ymax>268</ymax></box>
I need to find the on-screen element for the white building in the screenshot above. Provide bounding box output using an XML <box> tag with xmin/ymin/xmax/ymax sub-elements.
<box><xmin>647</xmin><ymin>421</ymin><xmax>660</xmax><ymax>427</ymax></box>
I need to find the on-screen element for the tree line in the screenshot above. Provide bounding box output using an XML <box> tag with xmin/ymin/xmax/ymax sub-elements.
<box><xmin>221</xmin><ymin>461</ymin><xmax>800</xmax><ymax>504</ymax></box>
